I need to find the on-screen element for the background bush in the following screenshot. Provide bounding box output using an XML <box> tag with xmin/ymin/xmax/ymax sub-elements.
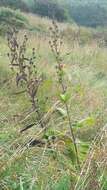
<box><xmin>0</xmin><ymin>7</ymin><xmax>29</xmax><ymax>35</ymax></box>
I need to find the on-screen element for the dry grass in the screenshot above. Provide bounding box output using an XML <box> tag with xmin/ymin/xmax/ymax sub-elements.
<box><xmin>0</xmin><ymin>14</ymin><xmax>107</xmax><ymax>190</ymax></box>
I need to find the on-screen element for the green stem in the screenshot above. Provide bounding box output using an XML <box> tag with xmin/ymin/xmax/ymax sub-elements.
<box><xmin>59</xmin><ymin>66</ymin><xmax>80</xmax><ymax>171</ymax></box>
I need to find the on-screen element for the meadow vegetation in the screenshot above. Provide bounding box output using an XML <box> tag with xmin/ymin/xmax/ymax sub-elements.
<box><xmin>0</xmin><ymin>6</ymin><xmax>107</xmax><ymax>190</ymax></box>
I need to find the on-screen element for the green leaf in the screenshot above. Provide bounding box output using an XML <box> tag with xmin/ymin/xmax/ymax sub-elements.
<box><xmin>78</xmin><ymin>140</ymin><xmax>90</xmax><ymax>159</ymax></box>
<box><xmin>75</xmin><ymin>117</ymin><xmax>95</xmax><ymax>128</ymax></box>
<box><xmin>56</xmin><ymin>107</ymin><xmax>67</xmax><ymax>118</ymax></box>
<box><xmin>59</xmin><ymin>93</ymin><xmax>70</xmax><ymax>103</ymax></box>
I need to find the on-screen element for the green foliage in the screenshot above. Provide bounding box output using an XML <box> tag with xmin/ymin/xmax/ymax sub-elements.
<box><xmin>52</xmin><ymin>175</ymin><xmax>71</xmax><ymax>190</ymax></box>
<box><xmin>64</xmin><ymin>0</ymin><xmax>107</xmax><ymax>27</ymax></box>
<box><xmin>2</xmin><ymin>0</ymin><xmax>107</xmax><ymax>27</ymax></box>
<box><xmin>33</xmin><ymin>0</ymin><xmax>69</xmax><ymax>22</ymax></box>
<box><xmin>0</xmin><ymin>0</ymin><xmax>69</xmax><ymax>22</ymax></box>
<box><xmin>74</xmin><ymin>117</ymin><xmax>95</xmax><ymax>128</ymax></box>
<box><xmin>100</xmin><ymin>174</ymin><xmax>107</xmax><ymax>190</ymax></box>
<box><xmin>0</xmin><ymin>6</ymin><xmax>107</xmax><ymax>190</ymax></box>
<box><xmin>59</xmin><ymin>93</ymin><xmax>70</xmax><ymax>103</ymax></box>
<box><xmin>69</xmin><ymin>2</ymin><xmax>107</xmax><ymax>27</ymax></box>
<box><xmin>0</xmin><ymin>7</ymin><xmax>28</xmax><ymax>35</ymax></box>
<box><xmin>0</xmin><ymin>0</ymin><xmax>28</xmax><ymax>11</ymax></box>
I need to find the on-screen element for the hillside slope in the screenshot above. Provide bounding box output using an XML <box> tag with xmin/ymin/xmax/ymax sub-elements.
<box><xmin>1</xmin><ymin>0</ymin><xmax>107</xmax><ymax>27</ymax></box>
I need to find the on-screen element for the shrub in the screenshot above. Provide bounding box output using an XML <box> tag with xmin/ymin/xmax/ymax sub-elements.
<box><xmin>0</xmin><ymin>7</ymin><xmax>29</xmax><ymax>35</ymax></box>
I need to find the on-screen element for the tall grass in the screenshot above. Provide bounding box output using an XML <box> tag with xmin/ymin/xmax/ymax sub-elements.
<box><xmin>0</xmin><ymin>15</ymin><xmax>107</xmax><ymax>190</ymax></box>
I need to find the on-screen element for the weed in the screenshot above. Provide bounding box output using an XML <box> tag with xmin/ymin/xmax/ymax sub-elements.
<box><xmin>7</xmin><ymin>28</ymin><xmax>44</xmax><ymax>128</ymax></box>
<box><xmin>49</xmin><ymin>20</ymin><xmax>80</xmax><ymax>171</ymax></box>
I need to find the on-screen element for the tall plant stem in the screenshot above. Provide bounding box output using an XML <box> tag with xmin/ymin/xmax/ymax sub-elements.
<box><xmin>60</xmin><ymin>80</ymin><xmax>81</xmax><ymax>171</ymax></box>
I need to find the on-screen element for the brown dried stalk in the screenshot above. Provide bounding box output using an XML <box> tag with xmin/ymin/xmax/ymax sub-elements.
<box><xmin>7</xmin><ymin>28</ymin><xmax>44</xmax><ymax>128</ymax></box>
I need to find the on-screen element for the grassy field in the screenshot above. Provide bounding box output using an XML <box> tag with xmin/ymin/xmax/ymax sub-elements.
<box><xmin>0</xmin><ymin>12</ymin><xmax>107</xmax><ymax>190</ymax></box>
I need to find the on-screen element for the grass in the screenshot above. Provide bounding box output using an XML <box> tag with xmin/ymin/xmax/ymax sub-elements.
<box><xmin>0</xmin><ymin>13</ymin><xmax>107</xmax><ymax>190</ymax></box>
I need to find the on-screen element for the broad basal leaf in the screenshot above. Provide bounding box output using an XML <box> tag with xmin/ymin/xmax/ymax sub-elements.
<box><xmin>74</xmin><ymin>116</ymin><xmax>95</xmax><ymax>128</ymax></box>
